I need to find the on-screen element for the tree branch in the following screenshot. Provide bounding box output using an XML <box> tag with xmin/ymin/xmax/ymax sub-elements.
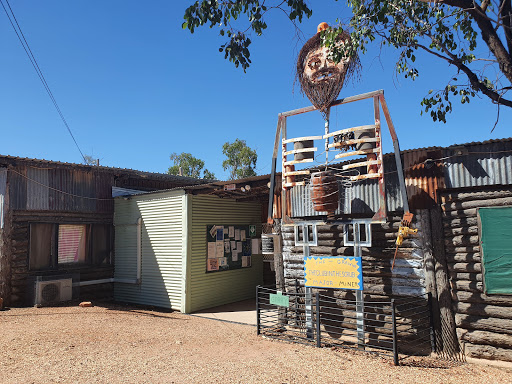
<box><xmin>501</xmin><ymin>0</ymin><xmax>512</xmax><ymax>54</ymax></box>
<box><xmin>417</xmin><ymin>0</ymin><xmax>512</xmax><ymax>84</ymax></box>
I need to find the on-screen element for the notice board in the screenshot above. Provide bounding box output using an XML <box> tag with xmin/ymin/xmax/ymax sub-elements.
<box><xmin>206</xmin><ymin>225</ymin><xmax>255</xmax><ymax>273</ymax></box>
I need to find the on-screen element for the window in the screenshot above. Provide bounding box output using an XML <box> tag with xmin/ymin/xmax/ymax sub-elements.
<box><xmin>58</xmin><ymin>225</ymin><xmax>87</xmax><ymax>264</ymax></box>
<box><xmin>478</xmin><ymin>207</ymin><xmax>512</xmax><ymax>295</ymax></box>
<box><xmin>29</xmin><ymin>223</ymin><xmax>112</xmax><ymax>270</ymax></box>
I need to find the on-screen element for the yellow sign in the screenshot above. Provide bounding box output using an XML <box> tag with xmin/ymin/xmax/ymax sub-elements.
<box><xmin>304</xmin><ymin>256</ymin><xmax>363</xmax><ymax>290</ymax></box>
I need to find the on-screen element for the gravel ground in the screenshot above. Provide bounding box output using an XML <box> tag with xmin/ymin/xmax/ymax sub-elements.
<box><xmin>1</xmin><ymin>303</ymin><xmax>511</xmax><ymax>384</ymax></box>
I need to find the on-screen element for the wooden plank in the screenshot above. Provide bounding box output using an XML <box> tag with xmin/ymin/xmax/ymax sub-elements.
<box><xmin>335</xmin><ymin>148</ymin><xmax>379</xmax><ymax>159</ymax></box>
<box><xmin>323</xmin><ymin>125</ymin><xmax>376</xmax><ymax>139</ymax></box>
<box><xmin>342</xmin><ymin>159</ymin><xmax>381</xmax><ymax>170</ymax></box>
<box><xmin>283</xmin><ymin>170</ymin><xmax>310</xmax><ymax>176</ymax></box>
<box><xmin>283</xmin><ymin>158</ymin><xmax>314</xmax><ymax>166</ymax></box>
<box><xmin>328</xmin><ymin>138</ymin><xmax>379</xmax><ymax>148</ymax></box>
<box><xmin>282</xmin><ymin>136</ymin><xmax>323</xmax><ymax>144</ymax></box>
<box><xmin>283</xmin><ymin>147</ymin><xmax>317</xmax><ymax>156</ymax></box>
<box><xmin>349</xmin><ymin>173</ymin><xmax>383</xmax><ymax>181</ymax></box>
<box><xmin>278</xmin><ymin>89</ymin><xmax>384</xmax><ymax>117</ymax></box>
<box><xmin>283</xmin><ymin>181</ymin><xmax>306</xmax><ymax>188</ymax></box>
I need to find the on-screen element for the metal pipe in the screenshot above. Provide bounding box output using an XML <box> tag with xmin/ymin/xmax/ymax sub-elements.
<box><xmin>137</xmin><ymin>217</ymin><xmax>142</xmax><ymax>282</ymax></box>
<box><xmin>256</xmin><ymin>285</ymin><xmax>261</xmax><ymax>335</ymax></box>
<box><xmin>392</xmin><ymin>298</ymin><xmax>399</xmax><ymax>366</ymax></box>
<box><xmin>315</xmin><ymin>291</ymin><xmax>321</xmax><ymax>348</ymax></box>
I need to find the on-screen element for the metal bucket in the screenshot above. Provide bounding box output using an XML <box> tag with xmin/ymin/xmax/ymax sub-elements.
<box><xmin>310</xmin><ymin>171</ymin><xmax>339</xmax><ymax>213</ymax></box>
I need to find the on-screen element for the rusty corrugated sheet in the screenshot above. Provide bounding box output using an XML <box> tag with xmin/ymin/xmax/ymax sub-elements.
<box><xmin>403</xmin><ymin>149</ymin><xmax>445</xmax><ymax>209</ymax></box>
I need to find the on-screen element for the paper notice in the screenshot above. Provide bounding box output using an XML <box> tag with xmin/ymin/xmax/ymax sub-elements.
<box><xmin>216</xmin><ymin>227</ymin><xmax>224</xmax><ymax>241</ymax></box>
<box><xmin>229</xmin><ymin>226</ymin><xmax>234</xmax><ymax>238</ymax></box>
<box><xmin>207</xmin><ymin>258</ymin><xmax>219</xmax><ymax>271</ymax></box>
<box><xmin>232</xmin><ymin>250</ymin><xmax>239</xmax><ymax>262</ymax></box>
<box><xmin>242</xmin><ymin>256</ymin><xmax>251</xmax><ymax>267</ymax></box>
<box><xmin>241</xmin><ymin>230</ymin><xmax>246</xmax><ymax>241</ymax></box>
<box><xmin>236</xmin><ymin>241</ymin><xmax>242</xmax><ymax>252</ymax></box>
<box><xmin>224</xmin><ymin>239</ymin><xmax>231</xmax><ymax>253</ymax></box>
<box><xmin>208</xmin><ymin>242</ymin><xmax>216</xmax><ymax>259</ymax></box>
<box><xmin>230</xmin><ymin>240</ymin><xmax>236</xmax><ymax>252</ymax></box>
<box><xmin>235</xmin><ymin>229</ymin><xmax>240</xmax><ymax>241</ymax></box>
<box><xmin>216</xmin><ymin>241</ymin><xmax>224</xmax><ymax>257</ymax></box>
<box><xmin>219</xmin><ymin>257</ymin><xmax>228</xmax><ymax>267</ymax></box>
<box><xmin>251</xmin><ymin>238</ymin><xmax>260</xmax><ymax>254</ymax></box>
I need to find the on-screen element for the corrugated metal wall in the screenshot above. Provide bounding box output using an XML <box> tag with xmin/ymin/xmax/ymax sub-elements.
<box><xmin>444</xmin><ymin>141</ymin><xmax>512</xmax><ymax>188</ymax></box>
<box><xmin>8</xmin><ymin>166</ymin><xmax>113</xmax><ymax>213</ymax></box>
<box><xmin>289</xmin><ymin>140</ymin><xmax>512</xmax><ymax>218</ymax></box>
<box><xmin>188</xmin><ymin>195</ymin><xmax>263</xmax><ymax>313</ymax></box>
<box><xmin>114</xmin><ymin>190</ymin><xmax>186</xmax><ymax>311</ymax></box>
<box><xmin>290</xmin><ymin>156</ymin><xmax>405</xmax><ymax>217</ymax></box>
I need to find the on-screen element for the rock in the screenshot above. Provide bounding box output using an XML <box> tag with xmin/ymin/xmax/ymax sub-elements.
<box><xmin>79</xmin><ymin>301</ymin><xmax>93</xmax><ymax>307</ymax></box>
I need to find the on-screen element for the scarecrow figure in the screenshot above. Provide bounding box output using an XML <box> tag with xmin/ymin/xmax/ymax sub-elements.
<box><xmin>296</xmin><ymin>22</ymin><xmax>359</xmax><ymax>116</ymax></box>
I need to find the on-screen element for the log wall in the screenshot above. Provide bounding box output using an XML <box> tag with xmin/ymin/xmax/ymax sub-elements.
<box><xmin>281</xmin><ymin>212</ymin><xmax>426</xmax><ymax>300</ymax></box>
<box><xmin>9</xmin><ymin>211</ymin><xmax>114</xmax><ymax>306</ymax></box>
<box><xmin>441</xmin><ymin>186</ymin><xmax>512</xmax><ymax>362</ymax></box>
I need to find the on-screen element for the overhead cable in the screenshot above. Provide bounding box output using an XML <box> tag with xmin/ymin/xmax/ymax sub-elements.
<box><xmin>1</xmin><ymin>0</ymin><xmax>86</xmax><ymax>162</ymax></box>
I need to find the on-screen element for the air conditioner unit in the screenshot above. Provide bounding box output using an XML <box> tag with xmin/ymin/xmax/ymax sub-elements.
<box><xmin>35</xmin><ymin>279</ymin><xmax>73</xmax><ymax>306</ymax></box>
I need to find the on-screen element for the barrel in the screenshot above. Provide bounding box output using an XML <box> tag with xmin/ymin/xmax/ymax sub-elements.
<box><xmin>310</xmin><ymin>171</ymin><xmax>339</xmax><ymax>214</ymax></box>
<box><xmin>294</xmin><ymin>140</ymin><xmax>314</xmax><ymax>161</ymax></box>
<box><xmin>355</xmin><ymin>128</ymin><xmax>376</xmax><ymax>151</ymax></box>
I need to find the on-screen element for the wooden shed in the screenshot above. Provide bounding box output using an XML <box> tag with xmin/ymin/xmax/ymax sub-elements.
<box><xmin>113</xmin><ymin>178</ymin><xmax>270</xmax><ymax>313</ymax></box>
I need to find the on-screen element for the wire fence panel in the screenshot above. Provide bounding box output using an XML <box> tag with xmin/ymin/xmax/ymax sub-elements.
<box><xmin>256</xmin><ymin>285</ymin><xmax>436</xmax><ymax>366</ymax></box>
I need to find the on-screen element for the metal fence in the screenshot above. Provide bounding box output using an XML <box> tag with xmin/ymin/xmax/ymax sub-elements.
<box><xmin>256</xmin><ymin>285</ymin><xmax>435</xmax><ymax>365</ymax></box>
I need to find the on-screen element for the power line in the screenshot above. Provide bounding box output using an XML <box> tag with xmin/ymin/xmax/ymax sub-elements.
<box><xmin>1</xmin><ymin>0</ymin><xmax>86</xmax><ymax>162</ymax></box>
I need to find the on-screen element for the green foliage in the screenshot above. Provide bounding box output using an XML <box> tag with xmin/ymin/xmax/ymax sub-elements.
<box><xmin>184</xmin><ymin>0</ymin><xmax>512</xmax><ymax>123</ymax></box>
<box><xmin>183</xmin><ymin>0</ymin><xmax>312</xmax><ymax>71</ymax></box>
<box><xmin>222</xmin><ymin>139</ymin><xmax>257</xmax><ymax>180</ymax></box>
<box><xmin>168</xmin><ymin>152</ymin><xmax>215</xmax><ymax>179</ymax></box>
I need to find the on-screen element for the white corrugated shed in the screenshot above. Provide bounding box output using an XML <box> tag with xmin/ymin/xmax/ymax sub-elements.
<box><xmin>114</xmin><ymin>189</ymin><xmax>187</xmax><ymax>312</ymax></box>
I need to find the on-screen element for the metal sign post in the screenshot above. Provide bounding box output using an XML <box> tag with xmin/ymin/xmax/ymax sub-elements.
<box><xmin>294</xmin><ymin>223</ymin><xmax>318</xmax><ymax>339</ymax></box>
<box><xmin>344</xmin><ymin>219</ymin><xmax>372</xmax><ymax>349</ymax></box>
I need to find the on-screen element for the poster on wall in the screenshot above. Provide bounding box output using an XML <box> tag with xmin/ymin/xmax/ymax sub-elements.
<box><xmin>206</xmin><ymin>224</ymin><xmax>257</xmax><ymax>273</ymax></box>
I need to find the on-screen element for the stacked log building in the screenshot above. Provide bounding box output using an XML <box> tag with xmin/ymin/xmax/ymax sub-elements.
<box><xmin>279</xmin><ymin>137</ymin><xmax>512</xmax><ymax>363</ymax></box>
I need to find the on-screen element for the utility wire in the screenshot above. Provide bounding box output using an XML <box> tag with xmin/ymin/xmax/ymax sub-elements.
<box><xmin>1</xmin><ymin>0</ymin><xmax>86</xmax><ymax>162</ymax></box>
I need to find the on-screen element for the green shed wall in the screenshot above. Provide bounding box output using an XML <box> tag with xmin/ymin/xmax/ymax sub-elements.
<box><xmin>187</xmin><ymin>195</ymin><xmax>263</xmax><ymax>313</ymax></box>
<box><xmin>114</xmin><ymin>190</ymin><xmax>186</xmax><ymax>311</ymax></box>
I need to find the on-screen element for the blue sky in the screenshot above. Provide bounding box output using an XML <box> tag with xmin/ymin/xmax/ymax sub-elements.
<box><xmin>1</xmin><ymin>1</ymin><xmax>510</xmax><ymax>180</ymax></box>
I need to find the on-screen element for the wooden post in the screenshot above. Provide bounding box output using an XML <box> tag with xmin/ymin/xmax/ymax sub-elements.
<box><xmin>430</xmin><ymin>206</ymin><xmax>461</xmax><ymax>356</ymax></box>
<box><xmin>420</xmin><ymin>209</ymin><xmax>443</xmax><ymax>351</ymax></box>
<box><xmin>0</xmin><ymin>170</ymin><xmax>11</xmax><ymax>306</ymax></box>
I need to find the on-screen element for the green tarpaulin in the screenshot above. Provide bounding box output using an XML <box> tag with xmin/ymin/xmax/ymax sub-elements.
<box><xmin>479</xmin><ymin>207</ymin><xmax>512</xmax><ymax>295</ymax></box>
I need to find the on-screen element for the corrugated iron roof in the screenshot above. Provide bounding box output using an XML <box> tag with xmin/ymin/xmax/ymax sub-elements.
<box><xmin>0</xmin><ymin>154</ymin><xmax>209</xmax><ymax>184</ymax></box>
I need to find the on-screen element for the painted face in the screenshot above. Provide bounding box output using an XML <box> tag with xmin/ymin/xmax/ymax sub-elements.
<box><xmin>303</xmin><ymin>46</ymin><xmax>346</xmax><ymax>84</ymax></box>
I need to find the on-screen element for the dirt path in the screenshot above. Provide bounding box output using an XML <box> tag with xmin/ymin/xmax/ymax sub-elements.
<box><xmin>1</xmin><ymin>304</ymin><xmax>510</xmax><ymax>383</ymax></box>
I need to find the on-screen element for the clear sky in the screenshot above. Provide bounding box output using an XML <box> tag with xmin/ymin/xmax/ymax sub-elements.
<box><xmin>1</xmin><ymin>1</ymin><xmax>510</xmax><ymax>180</ymax></box>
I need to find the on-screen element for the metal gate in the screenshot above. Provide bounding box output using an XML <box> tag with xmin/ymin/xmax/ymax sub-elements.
<box><xmin>256</xmin><ymin>285</ymin><xmax>435</xmax><ymax>365</ymax></box>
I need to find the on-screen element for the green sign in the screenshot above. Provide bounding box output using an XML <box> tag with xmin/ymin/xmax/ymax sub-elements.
<box><xmin>249</xmin><ymin>225</ymin><xmax>256</xmax><ymax>237</ymax></box>
<box><xmin>269</xmin><ymin>292</ymin><xmax>289</xmax><ymax>308</ymax></box>
<box><xmin>479</xmin><ymin>207</ymin><xmax>512</xmax><ymax>294</ymax></box>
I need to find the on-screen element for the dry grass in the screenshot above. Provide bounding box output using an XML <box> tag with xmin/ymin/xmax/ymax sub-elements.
<box><xmin>1</xmin><ymin>303</ymin><xmax>511</xmax><ymax>384</ymax></box>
